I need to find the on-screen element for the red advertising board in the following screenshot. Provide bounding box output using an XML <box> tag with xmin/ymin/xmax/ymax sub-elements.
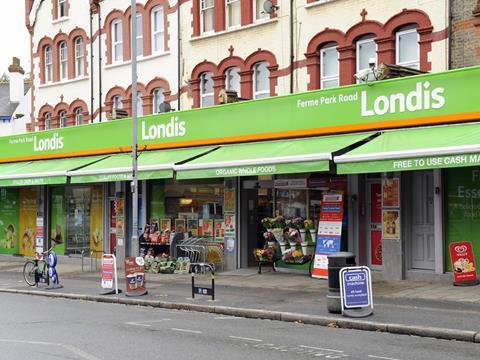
<box><xmin>125</xmin><ymin>257</ymin><xmax>147</xmax><ymax>295</ymax></box>
<box><xmin>449</xmin><ymin>242</ymin><xmax>479</xmax><ymax>286</ymax></box>
<box><xmin>101</xmin><ymin>255</ymin><xmax>114</xmax><ymax>289</ymax></box>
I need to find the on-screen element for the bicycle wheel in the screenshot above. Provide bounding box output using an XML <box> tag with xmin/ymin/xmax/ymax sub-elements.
<box><xmin>23</xmin><ymin>261</ymin><xmax>37</xmax><ymax>286</ymax></box>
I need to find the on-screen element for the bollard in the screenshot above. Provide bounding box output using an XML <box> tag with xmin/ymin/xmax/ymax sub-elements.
<box><xmin>326</xmin><ymin>252</ymin><xmax>356</xmax><ymax>314</ymax></box>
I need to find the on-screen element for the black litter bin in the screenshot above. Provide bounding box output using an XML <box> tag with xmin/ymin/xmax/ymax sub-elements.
<box><xmin>326</xmin><ymin>252</ymin><xmax>356</xmax><ymax>313</ymax></box>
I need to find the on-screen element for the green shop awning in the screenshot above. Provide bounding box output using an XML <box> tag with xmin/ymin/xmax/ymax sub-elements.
<box><xmin>335</xmin><ymin>123</ymin><xmax>480</xmax><ymax>174</ymax></box>
<box><xmin>0</xmin><ymin>156</ymin><xmax>106</xmax><ymax>187</ymax></box>
<box><xmin>68</xmin><ymin>147</ymin><xmax>216</xmax><ymax>184</ymax></box>
<box><xmin>174</xmin><ymin>133</ymin><xmax>373</xmax><ymax>180</ymax></box>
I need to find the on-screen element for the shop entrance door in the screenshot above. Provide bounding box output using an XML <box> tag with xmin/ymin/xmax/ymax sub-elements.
<box><xmin>410</xmin><ymin>171</ymin><xmax>435</xmax><ymax>270</ymax></box>
<box><xmin>367</xmin><ymin>181</ymin><xmax>382</xmax><ymax>268</ymax></box>
<box><xmin>108</xmin><ymin>198</ymin><xmax>117</xmax><ymax>254</ymax></box>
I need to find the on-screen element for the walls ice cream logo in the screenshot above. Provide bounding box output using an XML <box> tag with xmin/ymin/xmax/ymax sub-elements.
<box><xmin>141</xmin><ymin>116</ymin><xmax>186</xmax><ymax>141</ymax></box>
<box><xmin>361</xmin><ymin>81</ymin><xmax>445</xmax><ymax>117</ymax></box>
<box><xmin>34</xmin><ymin>133</ymin><xmax>64</xmax><ymax>152</ymax></box>
<box><xmin>454</xmin><ymin>245</ymin><xmax>468</xmax><ymax>255</ymax></box>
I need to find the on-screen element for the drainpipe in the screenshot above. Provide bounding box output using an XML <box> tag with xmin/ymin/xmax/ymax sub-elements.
<box><xmin>177</xmin><ymin>0</ymin><xmax>181</xmax><ymax>110</ymax></box>
<box><xmin>447</xmin><ymin>0</ymin><xmax>453</xmax><ymax>70</ymax></box>
<box><xmin>289</xmin><ymin>0</ymin><xmax>294</xmax><ymax>94</ymax></box>
<box><xmin>90</xmin><ymin>7</ymin><xmax>94</xmax><ymax>122</ymax></box>
<box><xmin>98</xmin><ymin>3</ymin><xmax>103</xmax><ymax>122</ymax></box>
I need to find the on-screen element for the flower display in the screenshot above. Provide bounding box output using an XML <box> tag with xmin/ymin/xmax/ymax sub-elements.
<box><xmin>263</xmin><ymin>231</ymin><xmax>275</xmax><ymax>240</ymax></box>
<box><xmin>292</xmin><ymin>217</ymin><xmax>305</xmax><ymax>230</ymax></box>
<box><xmin>261</xmin><ymin>217</ymin><xmax>273</xmax><ymax>230</ymax></box>
<box><xmin>304</xmin><ymin>219</ymin><xmax>315</xmax><ymax>230</ymax></box>
<box><xmin>271</xmin><ymin>216</ymin><xmax>286</xmax><ymax>229</ymax></box>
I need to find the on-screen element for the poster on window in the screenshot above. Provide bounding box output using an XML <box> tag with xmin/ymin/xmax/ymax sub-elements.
<box><xmin>382</xmin><ymin>178</ymin><xmax>400</xmax><ymax>208</ymax></box>
<box><xmin>382</xmin><ymin>210</ymin><xmax>400</xmax><ymax>240</ymax></box>
<box><xmin>90</xmin><ymin>186</ymin><xmax>104</xmax><ymax>258</ymax></box>
<box><xmin>214</xmin><ymin>219</ymin><xmax>224</xmax><ymax>240</ymax></box>
<box><xmin>19</xmin><ymin>188</ymin><xmax>37</xmax><ymax>257</ymax></box>
<box><xmin>224</xmin><ymin>188</ymin><xmax>235</xmax><ymax>213</ymax></box>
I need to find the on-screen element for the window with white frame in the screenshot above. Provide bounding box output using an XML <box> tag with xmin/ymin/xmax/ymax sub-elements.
<box><xmin>201</xmin><ymin>0</ymin><xmax>214</xmax><ymax>33</ymax></box>
<box><xmin>396</xmin><ymin>26</ymin><xmax>420</xmax><ymax>69</ymax></box>
<box><xmin>45</xmin><ymin>46</ymin><xmax>52</xmax><ymax>82</ymax></box>
<box><xmin>253</xmin><ymin>61</ymin><xmax>270</xmax><ymax>99</ymax></box>
<box><xmin>356</xmin><ymin>36</ymin><xmax>377</xmax><ymax>83</ymax></box>
<box><xmin>136</xmin><ymin>93</ymin><xmax>143</xmax><ymax>116</ymax></box>
<box><xmin>226</xmin><ymin>0</ymin><xmax>241</xmax><ymax>29</ymax></box>
<box><xmin>254</xmin><ymin>0</ymin><xmax>268</xmax><ymax>21</ymax></box>
<box><xmin>59</xmin><ymin>41</ymin><xmax>68</xmax><ymax>80</ymax></box>
<box><xmin>75</xmin><ymin>107</ymin><xmax>83</xmax><ymax>125</ymax></box>
<box><xmin>225</xmin><ymin>67</ymin><xmax>241</xmax><ymax>96</ymax></box>
<box><xmin>132</xmin><ymin>14</ymin><xmax>143</xmax><ymax>57</ymax></box>
<box><xmin>59</xmin><ymin>110</ymin><xmax>68</xmax><ymax>128</ymax></box>
<box><xmin>58</xmin><ymin>0</ymin><xmax>67</xmax><ymax>18</ymax></box>
<box><xmin>112</xmin><ymin>19</ymin><xmax>123</xmax><ymax>62</ymax></box>
<box><xmin>75</xmin><ymin>37</ymin><xmax>84</xmax><ymax>77</ymax></box>
<box><xmin>113</xmin><ymin>95</ymin><xmax>123</xmax><ymax>110</ymax></box>
<box><xmin>45</xmin><ymin>113</ymin><xmax>52</xmax><ymax>130</ymax></box>
<box><xmin>153</xmin><ymin>88</ymin><xmax>165</xmax><ymax>114</ymax></box>
<box><xmin>320</xmin><ymin>44</ymin><xmax>339</xmax><ymax>89</ymax></box>
<box><xmin>200</xmin><ymin>72</ymin><xmax>214</xmax><ymax>107</ymax></box>
<box><xmin>152</xmin><ymin>6</ymin><xmax>165</xmax><ymax>53</ymax></box>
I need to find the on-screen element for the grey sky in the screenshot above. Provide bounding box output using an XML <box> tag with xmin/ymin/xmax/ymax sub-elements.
<box><xmin>0</xmin><ymin>2</ymin><xmax>30</xmax><ymax>75</ymax></box>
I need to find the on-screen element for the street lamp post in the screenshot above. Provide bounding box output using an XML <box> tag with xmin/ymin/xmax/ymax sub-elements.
<box><xmin>131</xmin><ymin>0</ymin><xmax>139</xmax><ymax>257</ymax></box>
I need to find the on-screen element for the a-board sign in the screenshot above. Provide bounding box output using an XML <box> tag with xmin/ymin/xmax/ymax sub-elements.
<box><xmin>449</xmin><ymin>242</ymin><xmax>479</xmax><ymax>286</ymax></box>
<box><xmin>125</xmin><ymin>257</ymin><xmax>148</xmax><ymax>296</ymax></box>
<box><xmin>339</xmin><ymin>266</ymin><xmax>373</xmax><ymax>318</ymax></box>
<box><xmin>312</xmin><ymin>193</ymin><xmax>344</xmax><ymax>279</ymax></box>
<box><xmin>101</xmin><ymin>254</ymin><xmax>119</xmax><ymax>295</ymax></box>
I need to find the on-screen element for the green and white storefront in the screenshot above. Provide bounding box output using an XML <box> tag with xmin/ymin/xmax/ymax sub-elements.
<box><xmin>1</xmin><ymin>66</ymin><xmax>480</xmax><ymax>280</ymax></box>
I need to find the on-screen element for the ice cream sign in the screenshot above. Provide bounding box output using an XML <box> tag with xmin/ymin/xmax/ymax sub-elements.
<box><xmin>449</xmin><ymin>241</ymin><xmax>479</xmax><ymax>286</ymax></box>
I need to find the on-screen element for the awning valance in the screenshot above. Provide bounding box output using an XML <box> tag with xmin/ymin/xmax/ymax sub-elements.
<box><xmin>335</xmin><ymin>123</ymin><xmax>480</xmax><ymax>174</ymax></box>
<box><xmin>175</xmin><ymin>133</ymin><xmax>373</xmax><ymax>180</ymax></box>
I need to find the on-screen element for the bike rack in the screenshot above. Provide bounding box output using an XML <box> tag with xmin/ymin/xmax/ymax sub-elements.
<box><xmin>189</xmin><ymin>263</ymin><xmax>216</xmax><ymax>301</ymax></box>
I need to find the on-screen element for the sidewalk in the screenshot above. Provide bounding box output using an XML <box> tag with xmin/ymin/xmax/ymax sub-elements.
<box><xmin>1</xmin><ymin>257</ymin><xmax>480</xmax><ymax>343</ymax></box>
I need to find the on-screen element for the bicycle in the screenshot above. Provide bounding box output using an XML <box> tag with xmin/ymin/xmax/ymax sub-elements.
<box><xmin>23</xmin><ymin>246</ymin><xmax>59</xmax><ymax>287</ymax></box>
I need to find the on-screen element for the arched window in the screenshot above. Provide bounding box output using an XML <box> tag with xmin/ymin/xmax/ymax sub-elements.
<box><xmin>201</xmin><ymin>0</ymin><xmax>214</xmax><ymax>34</ymax></box>
<box><xmin>112</xmin><ymin>19</ymin><xmax>123</xmax><ymax>62</ymax></box>
<box><xmin>58</xmin><ymin>0</ymin><xmax>67</xmax><ymax>18</ymax></box>
<box><xmin>226</xmin><ymin>0</ymin><xmax>241</xmax><ymax>29</ymax></box>
<box><xmin>153</xmin><ymin>88</ymin><xmax>165</xmax><ymax>114</ymax></box>
<box><xmin>75</xmin><ymin>107</ymin><xmax>83</xmax><ymax>125</ymax></box>
<box><xmin>356</xmin><ymin>35</ymin><xmax>377</xmax><ymax>83</ymax></box>
<box><xmin>45</xmin><ymin>112</ymin><xmax>52</xmax><ymax>130</ymax></box>
<box><xmin>253</xmin><ymin>61</ymin><xmax>270</xmax><ymax>99</ymax></box>
<box><xmin>133</xmin><ymin>14</ymin><xmax>143</xmax><ymax>57</ymax></box>
<box><xmin>225</xmin><ymin>67</ymin><xmax>241</xmax><ymax>96</ymax></box>
<box><xmin>396</xmin><ymin>25</ymin><xmax>419</xmax><ymax>69</ymax></box>
<box><xmin>200</xmin><ymin>72</ymin><xmax>214</xmax><ymax>107</ymax></box>
<box><xmin>320</xmin><ymin>44</ymin><xmax>339</xmax><ymax>89</ymax></box>
<box><xmin>113</xmin><ymin>95</ymin><xmax>123</xmax><ymax>110</ymax></box>
<box><xmin>75</xmin><ymin>37</ymin><xmax>84</xmax><ymax>77</ymax></box>
<box><xmin>45</xmin><ymin>46</ymin><xmax>53</xmax><ymax>83</ymax></box>
<box><xmin>136</xmin><ymin>93</ymin><xmax>143</xmax><ymax>116</ymax></box>
<box><xmin>59</xmin><ymin>110</ymin><xmax>68</xmax><ymax>128</ymax></box>
<box><xmin>59</xmin><ymin>41</ymin><xmax>68</xmax><ymax>80</ymax></box>
<box><xmin>151</xmin><ymin>6</ymin><xmax>165</xmax><ymax>53</ymax></box>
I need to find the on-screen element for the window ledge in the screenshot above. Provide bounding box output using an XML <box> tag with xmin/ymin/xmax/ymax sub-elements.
<box><xmin>105</xmin><ymin>51</ymin><xmax>172</xmax><ymax>70</ymax></box>
<box><xmin>304</xmin><ymin>0</ymin><xmax>337</xmax><ymax>10</ymax></box>
<box><xmin>39</xmin><ymin>76</ymin><xmax>89</xmax><ymax>88</ymax></box>
<box><xmin>52</xmin><ymin>17</ymin><xmax>69</xmax><ymax>25</ymax></box>
<box><xmin>191</xmin><ymin>18</ymin><xmax>278</xmax><ymax>42</ymax></box>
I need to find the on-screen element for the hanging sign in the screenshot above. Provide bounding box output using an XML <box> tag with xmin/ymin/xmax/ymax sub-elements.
<box><xmin>449</xmin><ymin>242</ymin><xmax>479</xmax><ymax>286</ymax></box>
<box><xmin>312</xmin><ymin>193</ymin><xmax>344</xmax><ymax>279</ymax></box>
<box><xmin>339</xmin><ymin>266</ymin><xmax>374</xmax><ymax>317</ymax></box>
<box><xmin>100</xmin><ymin>254</ymin><xmax>119</xmax><ymax>295</ymax></box>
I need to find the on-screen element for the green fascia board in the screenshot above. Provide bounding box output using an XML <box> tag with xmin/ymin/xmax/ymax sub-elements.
<box><xmin>0</xmin><ymin>156</ymin><xmax>106</xmax><ymax>187</ymax></box>
<box><xmin>175</xmin><ymin>133</ymin><xmax>372</xmax><ymax>180</ymax></box>
<box><xmin>335</xmin><ymin>123</ymin><xmax>480</xmax><ymax>174</ymax></box>
<box><xmin>68</xmin><ymin>147</ymin><xmax>215</xmax><ymax>184</ymax></box>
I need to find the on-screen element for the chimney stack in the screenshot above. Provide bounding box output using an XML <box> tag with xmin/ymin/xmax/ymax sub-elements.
<box><xmin>8</xmin><ymin>57</ymin><xmax>25</xmax><ymax>103</ymax></box>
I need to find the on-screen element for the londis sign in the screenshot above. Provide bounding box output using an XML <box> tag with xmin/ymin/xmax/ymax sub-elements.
<box><xmin>1</xmin><ymin>66</ymin><xmax>480</xmax><ymax>163</ymax></box>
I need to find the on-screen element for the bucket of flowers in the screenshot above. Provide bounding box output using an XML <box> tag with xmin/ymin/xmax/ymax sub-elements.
<box><xmin>261</xmin><ymin>217</ymin><xmax>273</xmax><ymax>231</ymax></box>
<box><xmin>282</xmin><ymin>248</ymin><xmax>311</xmax><ymax>264</ymax></box>
<box><xmin>271</xmin><ymin>216</ymin><xmax>287</xmax><ymax>252</ymax></box>
<box><xmin>263</xmin><ymin>231</ymin><xmax>276</xmax><ymax>247</ymax></box>
<box><xmin>286</xmin><ymin>227</ymin><xmax>300</xmax><ymax>250</ymax></box>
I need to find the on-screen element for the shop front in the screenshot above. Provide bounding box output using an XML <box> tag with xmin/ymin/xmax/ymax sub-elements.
<box><xmin>0</xmin><ymin>66</ymin><xmax>479</xmax><ymax>280</ymax></box>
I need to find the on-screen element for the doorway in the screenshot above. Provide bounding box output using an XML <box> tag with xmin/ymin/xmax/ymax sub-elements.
<box><xmin>409</xmin><ymin>171</ymin><xmax>435</xmax><ymax>270</ymax></box>
<box><xmin>367</xmin><ymin>181</ymin><xmax>382</xmax><ymax>268</ymax></box>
